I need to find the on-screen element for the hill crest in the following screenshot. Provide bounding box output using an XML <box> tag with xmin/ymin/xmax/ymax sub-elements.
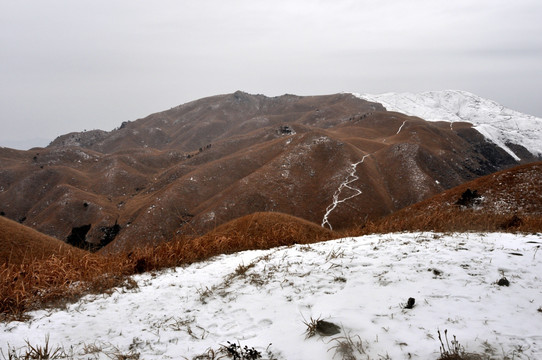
<box><xmin>1</xmin><ymin>91</ymin><xmax>540</xmax><ymax>252</ymax></box>
<box><xmin>370</xmin><ymin>161</ymin><xmax>542</xmax><ymax>233</ymax></box>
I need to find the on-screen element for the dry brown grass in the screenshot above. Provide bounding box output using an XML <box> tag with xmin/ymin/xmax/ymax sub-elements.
<box><xmin>344</xmin><ymin>209</ymin><xmax>542</xmax><ymax>236</ymax></box>
<box><xmin>342</xmin><ymin>162</ymin><xmax>542</xmax><ymax>236</ymax></box>
<box><xmin>187</xmin><ymin>211</ymin><xmax>336</xmax><ymax>255</ymax></box>
<box><xmin>2</xmin><ymin>163</ymin><xmax>541</xmax><ymax>320</ymax></box>
<box><xmin>0</xmin><ymin>251</ymin><xmax>135</xmax><ymax>321</ymax></box>
<box><xmin>0</xmin><ymin>216</ymin><xmax>87</xmax><ymax>265</ymax></box>
<box><xmin>0</xmin><ymin>212</ymin><xmax>336</xmax><ymax>320</ymax></box>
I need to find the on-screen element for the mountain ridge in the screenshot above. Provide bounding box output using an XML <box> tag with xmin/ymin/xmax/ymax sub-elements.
<box><xmin>1</xmin><ymin>90</ymin><xmax>540</xmax><ymax>252</ymax></box>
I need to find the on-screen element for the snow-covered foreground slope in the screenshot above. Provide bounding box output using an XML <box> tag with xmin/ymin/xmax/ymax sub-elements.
<box><xmin>2</xmin><ymin>232</ymin><xmax>542</xmax><ymax>359</ymax></box>
<box><xmin>355</xmin><ymin>90</ymin><xmax>542</xmax><ymax>161</ymax></box>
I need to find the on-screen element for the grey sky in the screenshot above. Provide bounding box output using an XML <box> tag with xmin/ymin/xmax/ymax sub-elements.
<box><xmin>1</xmin><ymin>0</ymin><xmax>541</xmax><ymax>149</ymax></box>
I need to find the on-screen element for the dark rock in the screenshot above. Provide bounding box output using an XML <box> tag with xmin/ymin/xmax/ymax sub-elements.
<box><xmin>316</xmin><ymin>320</ymin><xmax>341</xmax><ymax>336</ymax></box>
<box><xmin>404</xmin><ymin>297</ymin><xmax>416</xmax><ymax>309</ymax></box>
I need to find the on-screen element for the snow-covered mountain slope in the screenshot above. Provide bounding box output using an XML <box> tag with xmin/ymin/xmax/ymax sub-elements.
<box><xmin>355</xmin><ymin>90</ymin><xmax>542</xmax><ymax>161</ymax></box>
<box><xmin>2</xmin><ymin>232</ymin><xmax>541</xmax><ymax>359</ymax></box>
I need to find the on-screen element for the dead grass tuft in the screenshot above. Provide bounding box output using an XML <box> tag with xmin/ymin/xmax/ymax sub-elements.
<box><xmin>327</xmin><ymin>331</ymin><xmax>370</xmax><ymax>360</ymax></box>
<box><xmin>437</xmin><ymin>329</ymin><xmax>486</xmax><ymax>360</ymax></box>
<box><xmin>1</xmin><ymin>335</ymin><xmax>66</xmax><ymax>360</ymax></box>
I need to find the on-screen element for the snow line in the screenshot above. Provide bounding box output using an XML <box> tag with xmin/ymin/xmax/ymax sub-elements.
<box><xmin>321</xmin><ymin>154</ymin><xmax>369</xmax><ymax>230</ymax></box>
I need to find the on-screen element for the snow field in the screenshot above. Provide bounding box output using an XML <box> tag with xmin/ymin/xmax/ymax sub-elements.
<box><xmin>354</xmin><ymin>90</ymin><xmax>542</xmax><ymax>160</ymax></box>
<box><xmin>1</xmin><ymin>232</ymin><xmax>541</xmax><ymax>359</ymax></box>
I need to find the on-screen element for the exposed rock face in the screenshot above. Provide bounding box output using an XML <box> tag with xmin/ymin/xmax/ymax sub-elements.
<box><xmin>0</xmin><ymin>92</ymin><xmax>536</xmax><ymax>252</ymax></box>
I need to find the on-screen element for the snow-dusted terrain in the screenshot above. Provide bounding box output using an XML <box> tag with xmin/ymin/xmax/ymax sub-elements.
<box><xmin>2</xmin><ymin>232</ymin><xmax>542</xmax><ymax>359</ymax></box>
<box><xmin>355</xmin><ymin>90</ymin><xmax>542</xmax><ymax>161</ymax></box>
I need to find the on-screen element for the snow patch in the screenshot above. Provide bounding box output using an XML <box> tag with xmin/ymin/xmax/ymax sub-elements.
<box><xmin>354</xmin><ymin>90</ymin><xmax>542</xmax><ymax>159</ymax></box>
<box><xmin>1</xmin><ymin>232</ymin><xmax>541</xmax><ymax>359</ymax></box>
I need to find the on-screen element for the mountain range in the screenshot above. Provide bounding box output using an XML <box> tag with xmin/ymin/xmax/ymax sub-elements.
<box><xmin>0</xmin><ymin>90</ymin><xmax>540</xmax><ymax>253</ymax></box>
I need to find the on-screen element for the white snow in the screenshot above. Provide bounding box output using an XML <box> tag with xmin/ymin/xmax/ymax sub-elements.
<box><xmin>396</xmin><ymin>120</ymin><xmax>407</xmax><ymax>135</ymax></box>
<box><xmin>2</xmin><ymin>232</ymin><xmax>542</xmax><ymax>359</ymax></box>
<box><xmin>354</xmin><ymin>90</ymin><xmax>542</xmax><ymax>160</ymax></box>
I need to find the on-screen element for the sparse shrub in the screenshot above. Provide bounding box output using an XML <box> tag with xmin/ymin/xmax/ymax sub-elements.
<box><xmin>190</xmin><ymin>342</ymin><xmax>275</xmax><ymax>360</ymax></box>
<box><xmin>455</xmin><ymin>189</ymin><xmax>481</xmax><ymax>208</ymax></box>
<box><xmin>438</xmin><ymin>329</ymin><xmax>463</xmax><ymax>359</ymax></box>
<box><xmin>81</xmin><ymin>341</ymin><xmax>103</xmax><ymax>355</ymax></box>
<box><xmin>326</xmin><ymin>248</ymin><xmax>345</xmax><ymax>261</ymax></box>
<box><xmin>1</xmin><ymin>335</ymin><xmax>66</xmax><ymax>360</ymax></box>
<box><xmin>133</xmin><ymin>257</ymin><xmax>149</xmax><ymax>274</ymax></box>
<box><xmin>499</xmin><ymin>215</ymin><xmax>523</xmax><ymax>230</ymax></box>
<box><xmin>302</xmin><ymin>315</ymin><xmax>321</xmax><ymax>339</ymax></box>
<box><xmin>221</xmin><ymin>341</ymin><xmax>262</xmax><ymax>360</ymax></box>
<box><xmin>107</xmin><ymin>350</ymin><xmax>140</xmax><ymax>359</ymax></box>
<box><xmin>437</xmin><ymin>329</ymin><xmax>485</xmax><ymax>360</ymax></box>
<box><xmin>234</xmin><ymin>262</ymin><xmax>255</xmax><ymax>277</ymax></box>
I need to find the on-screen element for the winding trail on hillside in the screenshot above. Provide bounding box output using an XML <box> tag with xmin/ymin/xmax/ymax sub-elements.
<box><xmin>396</xmin><ymin>120</ymin><xmax>407</xmax><ymax>134</ymax></box>
<box><xmin>321</xmin><ymin>154</ymin><xmax>370</xmax><ymax>230</ymax></box>
<box><xmin>322</xmin><ymin>119</ymin><xmax>409</xmax><ymax>229</ymax></box>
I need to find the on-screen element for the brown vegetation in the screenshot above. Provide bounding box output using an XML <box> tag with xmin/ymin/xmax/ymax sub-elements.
<box><xmin>2</xmin><ymin>162</ymin><xmax>541</xmax><ymax>320</ymax></box>
<box><xmin>1</xmin><ymin>93</ymin><xmax>540</xmax><ymax>321</ymax></box>
<box><xmin>0</xmin><ymin>212</ymin><xmax>335</xmax><ymax>320</ymax></box>
<box><xmin>350</xmin><ymin>162</ymin><xmax>542</xmax><ymax>234</ymax></box>
<box><xmin>1</xmin><ymin>92</ymin><xmax>532</xmax><ymax>253</ymax></box>
<box><xmin>0</xmin><ymin>216</ymin><xmax>86</xmax><ymax>265</ymax></box>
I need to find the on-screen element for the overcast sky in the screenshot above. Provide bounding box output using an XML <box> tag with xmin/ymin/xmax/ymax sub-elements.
<box><xmin>1</xmin><ymin>0</ymin><xmax>541</xmax><ymax>149</ymax></box>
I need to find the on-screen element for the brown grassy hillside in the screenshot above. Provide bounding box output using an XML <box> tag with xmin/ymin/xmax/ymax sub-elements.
<box><xmin>0</xmin><ymin>216</ymin><xmax>85</xmax><ymax>265</ymax></box>
<box><xmin>0</xmin><ymin>92</ymin><xmax>535</xmax><ymax>253</ymax></box>
<box><xmin>185</xmin><ymin>212</ymin><xmax>336</xmax><ymax>256</ymax></box>
<box><xmin>365</xmin><ymin>161</ymin><xmax>542</xmax><ymax>233</ymax></box>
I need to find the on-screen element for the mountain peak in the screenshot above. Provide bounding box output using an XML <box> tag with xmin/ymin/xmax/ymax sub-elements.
<box><xmin>1</xmin><ymin>90</ymin><xmax>540</xmax><ymax>253</ymax></box>
<box><xmin>355</xmin><ymin>90</ymin><xmax>542</xmax><ymax>160</ymax></box>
